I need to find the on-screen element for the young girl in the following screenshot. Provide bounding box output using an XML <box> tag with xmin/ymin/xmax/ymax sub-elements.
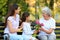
<box><xmin>4</xmin><ymin>4</ymin><xmax>23</xmax><ymax>40</ymax></box>
<box><xmin>21</xmin><ymin>12</ymin><xmax>38</xmax><ymax>40</ymax></box>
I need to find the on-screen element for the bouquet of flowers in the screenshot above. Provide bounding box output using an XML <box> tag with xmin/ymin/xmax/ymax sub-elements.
<box><xmin>32</xmin><ymin>20</ymin><xmax>44</xmax><ymax>37</ymax></box>
<box><xmin>35</xmin><ymin>20</ymin><xmax>44</xmax><ymax>30</ymax></box>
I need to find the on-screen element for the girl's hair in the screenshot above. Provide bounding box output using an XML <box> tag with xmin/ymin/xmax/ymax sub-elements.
<box><xmin>20</xmin><ymin>12</ymin><xmax>30</xmax><ymax>26</ymax></box>
<box><xmin>5</xmin><ymin>4</ymin><xmax>19</xmax><ymax>27</ymax></box>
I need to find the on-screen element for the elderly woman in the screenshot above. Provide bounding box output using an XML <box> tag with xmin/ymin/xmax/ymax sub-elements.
<box><xmin>38</xmin><ymin>7</ymin><xmax>56</xmax><ymax>40</ymax></box>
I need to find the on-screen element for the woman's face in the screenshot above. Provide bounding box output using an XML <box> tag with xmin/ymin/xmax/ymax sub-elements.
<box><xmin>42</xmin><ymin>13</ymin><xmax>50</xmax><ymax>20</ymax></box>
<box><xmin>15</xmin><ymin>7</ymin><xmax>21</xmax><ymax>14</ymax></box>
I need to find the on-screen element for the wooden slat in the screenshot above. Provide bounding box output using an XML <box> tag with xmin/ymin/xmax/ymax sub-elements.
<box><xmin>0</xmin><ymin>22</ymin><xmax>4</xmax><ymax>26</ymax></box>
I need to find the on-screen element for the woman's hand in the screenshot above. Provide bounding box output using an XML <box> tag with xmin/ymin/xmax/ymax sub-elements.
<box><xmin>18</xmin><ymin>24</ymin><xmax>23</xmax><ymax>31</ymax></box>
<box><xmin>40</xmin><ymin>27</ymin><xmax>54</xmax><ymax>34</ymax></box>
<box><xmin>19</xmin><ymin>24</ymin><xmax>23</xmax><ymax>30</ymax></box>
<box><xmin>18</xmin><ymin>27</ymin><xmax>23</xmax><ymax>31</ymax></box>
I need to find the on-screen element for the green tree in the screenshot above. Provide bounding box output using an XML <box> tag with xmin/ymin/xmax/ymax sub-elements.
<box><xmin>0</xmin><ymin>0</ymin><xmax>29</xmax><ymax>22</ymax></box>
<box><xmin>49</xmin><ymin>0</ymin><xmax>54</xmax><ymax>10</ymax></box>
<box><xmin>44</xmin><ymin>0</ymin><xmax>48</xmax><ymax>6</ymax></box>
<box><xmin>0</xmin><ymin>0</ymin><xmax>8</xmax><ymax>22</ymax></box>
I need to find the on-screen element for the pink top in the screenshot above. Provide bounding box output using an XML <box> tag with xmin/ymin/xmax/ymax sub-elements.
<box><xmin>4</xmin><ymin>14</ymin><xmax>20</xmax><ymax>35</ymax></box>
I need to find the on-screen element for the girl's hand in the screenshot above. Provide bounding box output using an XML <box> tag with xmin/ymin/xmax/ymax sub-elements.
<box><xmin>33</xmin><ymin>29</ymin><xmax>41</xmax><ymax>34</ymax></box>
<box><xmin>40</xmin><ymin>27</ymin><xmax>45</xmax><ymax>31</ymax></box>
<box><xmin>37</xmin><ymin>29</ymin><xmax>41</xmax><ymax>32</ymax></box>
<box><xmin>33</xmin><ymin>30</ymin><xmax>38</xmax><ymax>34</ymax></box>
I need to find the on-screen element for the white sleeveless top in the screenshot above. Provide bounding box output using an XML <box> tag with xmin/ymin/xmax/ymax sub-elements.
<box><xmin>4</xmin><ymin>14</ymin><xmax>20</xmax><ymax>35</ymax></box>
<box><xmin>22</xmin><ymin>22</ymin><xmax>35</xmax><ymax>36</ymax></box>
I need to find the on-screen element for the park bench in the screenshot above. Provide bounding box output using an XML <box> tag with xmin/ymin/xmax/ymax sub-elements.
<box><xmin>0</xmin><ymin>22</ymin><xmax>60</xmax><ymax>40</ymax></box>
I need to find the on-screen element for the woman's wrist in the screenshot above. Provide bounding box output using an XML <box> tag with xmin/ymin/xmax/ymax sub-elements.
<box><xmin>43</xmin><ymin>29</ymin><xmax>52</xmax><ymax>34</ymax></box>
<box><xmin>17</xmin><ymin>29</ymin><xmax>20</xmax><ymax>32</ymax></box>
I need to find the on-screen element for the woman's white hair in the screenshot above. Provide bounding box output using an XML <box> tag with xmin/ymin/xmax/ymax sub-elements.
<box><xmin>42</xmin><ymin>7</ymin><xmax>52</xmax><ymax>16</ymax></box>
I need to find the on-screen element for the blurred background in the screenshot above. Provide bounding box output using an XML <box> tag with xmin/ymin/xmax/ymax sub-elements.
<box><xmin>0</xmin><ymin>0</ymin><xmax>60</xmax><ymax>40</ymax></box>
<box><xmin>0</xmin><ymin>0</ymin><xmax>60</xmax><ymax>22</ymax></box>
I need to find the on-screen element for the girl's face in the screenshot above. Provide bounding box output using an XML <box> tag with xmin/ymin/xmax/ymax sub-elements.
<box><xmin>15</xmin><ymin>7</ymin><xmax>21</xmax><ymax>14</ymax></box>
<box><xmin>26</xmin><ymin>16</ymin><xmax>30</xmax><ymax>21</ymax></box>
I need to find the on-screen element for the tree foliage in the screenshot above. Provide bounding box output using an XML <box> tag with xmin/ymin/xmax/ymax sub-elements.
<box><xmin>49</xmin><ymin>0</ymin><xmax>54</xmax><ymax>10</ymax></box>
<box><xmin>0</xmin><ymin>0</ymin><xmax>55</xmax><ymax>22</ymax></box>
<box><xmin>0</xmin><ymin>0</ymin><xmax>8</xmax><ymax>22</ymax></box>
<box><xmin>0</xmin><ymin>0</ymin><xmax>29</xmax><ymax>22</ymax></box>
